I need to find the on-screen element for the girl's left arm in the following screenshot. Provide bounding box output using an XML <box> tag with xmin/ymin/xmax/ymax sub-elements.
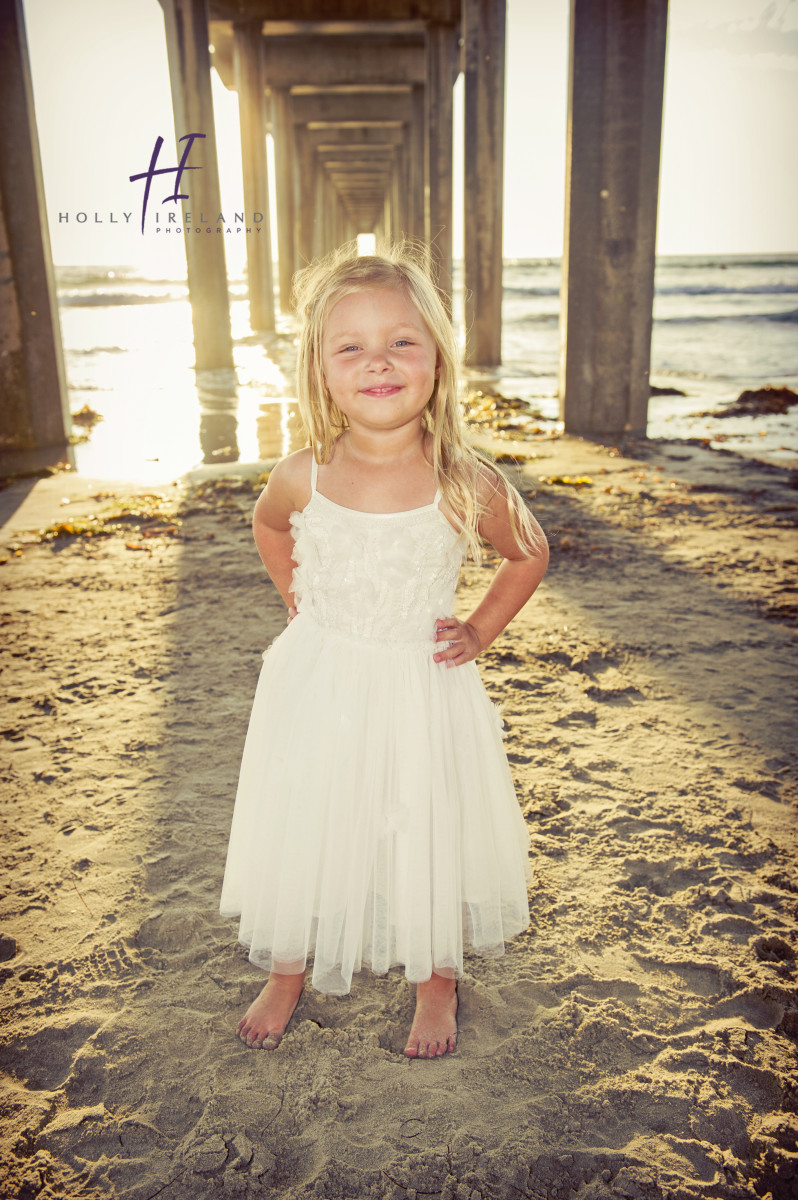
<box><xmin>434</xmin><ymin>478</ymin><xmax>548</xmax><ymax>668</ymax></box>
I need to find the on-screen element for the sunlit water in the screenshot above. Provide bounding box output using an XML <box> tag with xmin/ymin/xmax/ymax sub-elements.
<box><xmin>58</xmin><ymin>255</ymin><xmax>798</xmax><ymax>483</ymax></box>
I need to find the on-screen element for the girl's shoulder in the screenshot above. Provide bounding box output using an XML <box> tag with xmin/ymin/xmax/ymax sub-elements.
<box><xmin>471</xmin><ymin>457</ymin><xmax>508</xmax><ymax>508</ymax></box>
<box><xmin>273</xmin><ymin>446</ymin><xmax>314</xmax><ymax>489</ymax></box>
<box><xmin>256</xmin><ymin>447</ymin><xmax>314</xmax><ymax>524</ymax></box>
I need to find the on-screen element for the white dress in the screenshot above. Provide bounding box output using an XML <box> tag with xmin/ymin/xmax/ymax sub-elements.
<box><xmin>220</xmin><ymin>456</ymin><xmax>531</xmax><ymax>994</ymax></box>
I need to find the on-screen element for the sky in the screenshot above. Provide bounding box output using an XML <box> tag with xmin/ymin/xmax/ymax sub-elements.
<box><xmin>19</xmin><ymin>0</ymin><xmax>798</xmax><ymax>271</ymax></box>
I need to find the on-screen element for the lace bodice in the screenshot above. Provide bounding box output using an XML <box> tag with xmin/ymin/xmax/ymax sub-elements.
<box><xmin>289</xmin><ymin>461</ymin><xmax>464</xmax><ymax>645</ymax></box>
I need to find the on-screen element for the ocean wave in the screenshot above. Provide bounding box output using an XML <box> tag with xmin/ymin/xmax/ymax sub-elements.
<box><xmin>655</xmin><ymin>309</ymin><xmax>798</xmax><ymax>325</ymax></box>
<box><xmin>509</xmin><ymin>313</ymin><xmax>560</xmax><ymax>326</ymax></box>
<box><xmin>58</xmin><ymin>291</ymin><xmax>184</xmax><ymax>307</ymax></box>
<box><xmin>503</xmin><ymin>308</ymin><xmax>793</xmax><ymax>327</ymax></box>
<box><xmin>499</xmin><ymin>256</ymin><xmax>798</xmax><ymax>269</ymax></box>
<box><xmin>505</xmin><ymin>280</ymin><xmax>798</xmax><ymax>295</ymax></box>
<box><xmin>656</xmin><ymin>256</ymin><xmax>798</xmax><ymax>270</ymax></box>
<box><xmin>486</xmin><ymin>363</ymin><xmax>559</xmax><ymax>378</ymax></box>
<box><xmin>505</xmin><ymin>282</ymin><xmax>798</xmax><ymax>302</ymax></box>
<box><xmin>55</xmin><ymin>266</ymin><xmax>187</xmax><ymax>288</ymax></box>
<box><xmin>655</xmin><ymin>284</ymin><xmax>798</xmax><ymax>296</ymax></box>
<box><xmin>503</xmin><ymin>286</ymin><xmax>561</xmax><ymax>297</ymax></box>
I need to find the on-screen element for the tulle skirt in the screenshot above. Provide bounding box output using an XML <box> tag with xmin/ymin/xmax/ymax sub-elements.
<box><xmin>220</xmin><ymin>612</ymin><xmax>531</xmax><ymax>994</ymax></box>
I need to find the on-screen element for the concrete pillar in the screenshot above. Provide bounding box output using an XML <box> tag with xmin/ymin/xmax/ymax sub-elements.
<box><xmin>333</xmin><ymin>190</ymin><xmax>343</xmax><ymax>251</ymax></box>
<box><xmin>270</xmin><ymin>86</ymin><xmax>296</xmax><ymax>311</ymax></box>
<box><xmin>331</xmin><ymin>184</ymin><xmax>341</xmax><ymax>253</ymax></box>
<box><xmin>426</xmin><ymin>23</ymin><xmax>457</xmax><ymax>300</ymax></box>
<box><xmin>233</xmin><ymin>22</ymin><xmax>274</xmax><ymax>331</ymax></box>
<box><xmin>330</xmin><ymin>196</ymin><xmax>339</xmax><ymax>249</ymax></box>
<box><xmin>296</xmin><ymin>129</ymin><xmax>317</xmax><ymax>264</ymax></box>
<box><xmin>159</xmin><ymin>0</ymin><xmax>233</xmax><ymax>371</ymax></box>
<box><xmin>322</xmin><ymin>175</ymin><xmax>336</xmax><ymax>257</ymax></box>
<box><xmin>313</xmin><ymin>165</ymin><xmax>326</xmax><ymax>260</ymax></box>
<box><xmin>464</xmin><ymin>0</ymin><xmax>506</xmax><ymax>367</ymax></box>
<box><xmin>0</xmin><ymin>0</ymin><xmax>70</xmax><ymax>469</ymax></box>
<box><xmin>384</xmin><ymin>188</ymin><xmax>392</xmax><ymax>242</ymax></box>
<box><xmin>318</xmin><ymin>174</ymin><xmax>328</xmax><ymax>257</ymax></box>
<box><xmin>560</xmin><ymin>0</ymin><xmax>669</xmax><ymax>438</ymax></box>
<box><xmin>392</xmin><ymin>150</ymin><xmax>406</xmax><ymax>238</ymax></box>
<box><xmin>410</xmin><ymin>84</ymin><xmax>426</xmax><ymax>242</ymax></box>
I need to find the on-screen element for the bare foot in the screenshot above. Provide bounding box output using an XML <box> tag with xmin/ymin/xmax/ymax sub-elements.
<box><xmin>237</xmin><ymin>971</ymin><xmax>304</xmax><ymax>1050</ymax></box>
<box><xmin>404</xmin><ymin>972</ymin><xmax>458</xmax><ymax>1058</ymax></box>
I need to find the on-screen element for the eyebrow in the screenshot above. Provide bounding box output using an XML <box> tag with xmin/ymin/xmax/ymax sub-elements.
<box><xmin>327</xmin><ymin>323</ymin><xmax>424</xmax><ymax>340</ymax></box>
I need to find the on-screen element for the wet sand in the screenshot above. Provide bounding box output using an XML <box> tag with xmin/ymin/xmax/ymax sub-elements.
<box><xmin>1</xmin><ymin>433</ymin><xmax>796</xmax><ymax>1200</ymax></box>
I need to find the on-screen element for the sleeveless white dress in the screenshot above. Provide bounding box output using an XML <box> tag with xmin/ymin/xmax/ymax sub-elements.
<box><xmin>220</xmin><ymin>457</ymin><xmax>531</xmax><ymax>994</ymax></box>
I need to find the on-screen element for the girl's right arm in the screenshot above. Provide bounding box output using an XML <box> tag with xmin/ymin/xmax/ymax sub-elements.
<box><xmin>252</xmin><ymin>450</ymin><xmax>311</xmax><ymax>609</ymax></box>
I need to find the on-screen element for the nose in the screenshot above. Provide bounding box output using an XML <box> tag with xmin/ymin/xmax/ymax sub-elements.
<box><xmin>366</xmin><ymin>348</ymin><xmax>391</xmax><ymax>372</ymax></box>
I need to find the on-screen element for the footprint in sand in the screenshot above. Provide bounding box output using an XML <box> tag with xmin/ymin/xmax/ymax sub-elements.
<box><xmin>2</xmin><ymin>1012</ymin><xmax>108</xmax><ymax>1091</ymax></box>
<box><xmin>614</xmin><ymin>856</ymin><xmax>717</xmax><ymax>899</ymax></box>
<box><xmin>584</xmin><ymin>683</ymin><xmax>644</xmax><ymax>705</ymax></box>
<box><xmin>554</xmin><ymin>708</ymin><xmax>597</xmax><ymax>726</ymax></box>
<box><xmin>136</xmin><ymin>906</ymin><xmax>216</xmax><ymax>959</ymax></box>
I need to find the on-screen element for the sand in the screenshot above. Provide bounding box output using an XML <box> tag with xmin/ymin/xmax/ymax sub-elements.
<box><xmin>0</xmin><ymin>433</ymin><xmax>796</xmax><ymax>1200</ymax></box>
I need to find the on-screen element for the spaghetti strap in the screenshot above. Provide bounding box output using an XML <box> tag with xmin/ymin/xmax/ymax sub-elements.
<box><xmin>433</xmin><ymin>485</ymin><xmax>442</xmax><ymax>508</ymax></box>
<box><xmin>310</xmin><ymin>454</ymin><xmax>319</xmax><ymax>493</ymax></box>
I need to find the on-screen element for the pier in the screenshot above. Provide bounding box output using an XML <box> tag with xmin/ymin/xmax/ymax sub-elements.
<box><xmin>0</xmin><ymin>0</ymin><xmax>669</xmax><ymax>470</ymax></box>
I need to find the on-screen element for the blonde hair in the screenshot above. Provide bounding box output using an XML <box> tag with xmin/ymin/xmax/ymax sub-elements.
<box><xmin>292</xmin><ymin>240</ymin><xmax>545</xmax><ymax>563</ymax></box>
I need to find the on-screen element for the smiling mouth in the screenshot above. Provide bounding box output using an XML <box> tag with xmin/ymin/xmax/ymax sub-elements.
<box><xmin>361</xmin><ymin>385</ymin><xmax>402</xmax><ymax>396</ymax></box>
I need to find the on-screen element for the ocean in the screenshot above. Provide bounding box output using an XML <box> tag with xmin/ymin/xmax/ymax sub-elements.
<box><xmin>56</xmin><ymin>254</ymin><xmax>798</xmax><ymax>483</ymax></box>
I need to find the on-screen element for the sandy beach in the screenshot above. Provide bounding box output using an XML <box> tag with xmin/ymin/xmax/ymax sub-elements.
<box><xmin>1</xmin><ymin>431</ymin><xmax>796</xmax><ymax>1200</ymax></box>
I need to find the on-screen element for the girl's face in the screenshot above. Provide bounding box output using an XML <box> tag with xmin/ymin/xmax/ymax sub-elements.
<box><xmin>321</xmin><ymin>286</ymin><xmax>439</xmax><ymax>437</ymax></box>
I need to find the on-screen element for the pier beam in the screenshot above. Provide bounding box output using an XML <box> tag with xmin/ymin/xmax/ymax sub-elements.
<box><xmin>271</xmin><ymin>86</ymin><xmax>296</xmax><ymax>311</ymax></box>
<box><xmin>464</xmin><ymin>0</ymin><xmax>506</xmax><ymax>366</ymax></box>
<box><xmin>159</xmin><ymin>0</ymin><xmax>234</xmax><ymax>371</ymax></box>
<box><xmin>559</xmin><ymin>0</ymin><xmax>668</xmax><ymax>438</ymax></box>
<box><xmin>300</xmin><ymin>121</ymin><xmax>403</xmax><ymax>244</ymax></box>
<box><xmin>233</xmin><ymin>21</ymin><xmax>274</xmax><ymax>331</ymax></box>
<box><xmin>426</xmin><ymin>23</ymin><xmax>457</xmax><ymax>300</ymax></box>
<box><xmin>0</xmin><ymin>0</ymin><xmax>69</xmax><ymax>469</ymax></box>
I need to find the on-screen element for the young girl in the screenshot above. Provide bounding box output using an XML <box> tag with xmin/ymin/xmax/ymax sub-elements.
<box><xmin>220</xmin><ymin>242</ymin><xmax>548</xmax><ymax>1059</ymax></box>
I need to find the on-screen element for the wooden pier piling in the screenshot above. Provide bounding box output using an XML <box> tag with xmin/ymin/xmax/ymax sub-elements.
<box><xmin>464</xmin><ymin>0</ymin><xmax>507</xmax><ymax>367</ymax></box>
<box><xmin>159</xmin><ymin>0</ymin><xmax>234</xmax><ymax>372</ymax></box>
<box><xmin>559</xmin><ymin>0</ymin><xmax>669</xmax><ymax>438</ymax></box>
<box><xmin>0</xmin><ymin>0</ymin><xmax>70</xmax><ymax>470</ymax></box>
<box><xmin>233</xmin><ymin>20</ymin><xmax>275</xmax><ymax>330</ymax></box>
